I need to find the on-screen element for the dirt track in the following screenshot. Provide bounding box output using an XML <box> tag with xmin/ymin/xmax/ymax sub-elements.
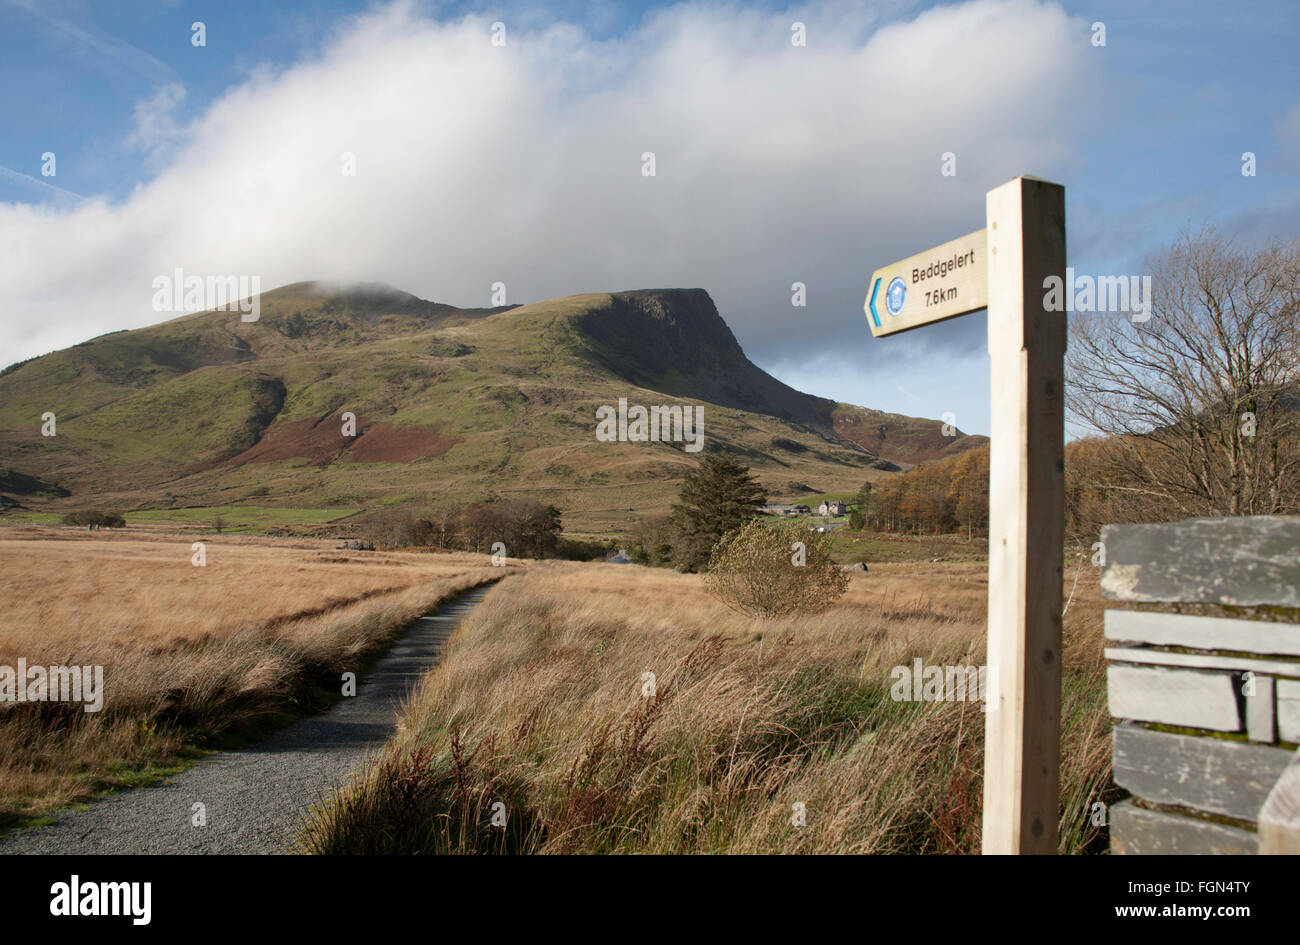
<box><xmin>0</xmin><ymin>584</ymin><xmax>490</xmax><ymax>855</ymax></box>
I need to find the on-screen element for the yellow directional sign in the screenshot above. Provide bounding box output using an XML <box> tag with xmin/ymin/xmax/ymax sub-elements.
<box><xmin>864</xmin><ymin>229</ymin><xmax>989</xmax><ymax>337</ymax></box>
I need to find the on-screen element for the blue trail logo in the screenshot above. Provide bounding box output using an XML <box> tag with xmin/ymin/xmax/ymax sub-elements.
<box><xmin>886</xmin><ymin>276</ymin><xmax>906</xmax><ymax>316</ymax></box>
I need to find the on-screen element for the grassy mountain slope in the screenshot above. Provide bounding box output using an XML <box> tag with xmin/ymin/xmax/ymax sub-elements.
<box><xmin>0</xmin><ymin>282</ymin><xmax>984</xmax><ymax>533</ymax></box>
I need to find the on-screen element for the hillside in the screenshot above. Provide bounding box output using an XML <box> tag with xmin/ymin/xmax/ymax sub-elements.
<box><xmin>0</xmin><ymin>282</ymin><xmax>985</xmax><ymax>533</ymax></box>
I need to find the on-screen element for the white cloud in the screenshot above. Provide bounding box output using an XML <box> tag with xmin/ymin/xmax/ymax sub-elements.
<box><xmin>0</xmin><ymin>0</ymin><xmax>1092</xmax><ymax>404</ymax></box>
<box><xmin>126</xmin><ymin>83</ymin><xmax>189</xmax><ymax>169</ymax></box>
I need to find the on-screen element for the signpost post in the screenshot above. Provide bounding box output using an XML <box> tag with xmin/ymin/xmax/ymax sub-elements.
<box><xmin>863</xmin><ymin>175</ymin><xmax>1066</xmax><ymax>855</ymax></box>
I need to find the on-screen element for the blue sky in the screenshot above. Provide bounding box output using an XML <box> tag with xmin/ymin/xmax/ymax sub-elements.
<box><xmin>1</xmin><ymin>0</ymin><xmax>660</xmax><ymax>204</ymax></box>
<box><xmin>2</xmin><ymin>0</ymin><xmax>1297</xmax><ymax>436</ymax></box>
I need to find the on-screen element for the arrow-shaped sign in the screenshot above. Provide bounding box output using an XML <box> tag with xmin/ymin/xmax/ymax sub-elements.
<box><xmin>863</xmin><ymin>228</ymin><xmax>989</xmax><ymax>337</ymax></box>
<box><xmin>867</xmin><ymin>276</ymin><xmax>883</xmax><ymax>328</ymax></box>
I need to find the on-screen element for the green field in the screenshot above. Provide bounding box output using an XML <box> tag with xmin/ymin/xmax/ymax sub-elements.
<box><xmin>0</xmin><ymin>512</ymin><xmax>61</xmax><ymax>524</ymax></box>
<box><xmin>790</xmin><ymin>490</ymin><xmax>857</xmax><ymax>506</ymax></box>
<box><xmin>1</xmin><ymin>505</ymin><xmax>359</xmax><ymax>534</ymax></box>
<box><xmin>825</xmin><ymin>529</ymin><xmax>988</xmax><ymax>564</ymax></box>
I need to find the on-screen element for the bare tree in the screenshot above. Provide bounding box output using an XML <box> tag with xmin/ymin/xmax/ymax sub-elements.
<box><xmin>428</xmin><ymin>501</ymin><xmax>461</xmax><ymax>549</ymax></box>
<box><xmin>1067</xmin><ymin>229</ymin><xmax>1300</xmax><ymax>518</ymax></box>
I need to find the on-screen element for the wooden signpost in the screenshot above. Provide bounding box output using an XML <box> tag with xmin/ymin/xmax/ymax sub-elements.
<box><xmin>864</xmin><ymin>176</ymin><xmax>1067</xmax><ymax>854</ymax></box>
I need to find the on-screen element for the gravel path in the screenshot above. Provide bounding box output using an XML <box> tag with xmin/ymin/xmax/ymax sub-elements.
<box><xmin>0</xmin><ymin>584</ymin><xmax>491</xmax><ymax>855</ymax></box>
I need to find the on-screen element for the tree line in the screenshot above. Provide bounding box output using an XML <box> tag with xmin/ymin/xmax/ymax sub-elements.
<box><xmin>362</xmin><ymin>498</ymin><xmax>593</xmax><ymax>559</ymax></box>
<box><xmin>849</xmin><ymin>445</ymin><xmax>990</xmax><ymax>537</ymax></box>
<box><xmin>843</xmin><ymin>439</ymin><xmax>1142</xmax><ymax>543</ymax></box>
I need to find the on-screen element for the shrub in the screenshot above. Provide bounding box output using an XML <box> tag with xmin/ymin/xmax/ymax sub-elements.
<box><xmin>630</xmin><ymin>513</ymin><xmax>674</xmax><ymax>566</ymax></box>
<box><xmin>60</xmin><ymin>510</ymin><xmax>126</xmax><ymax>528</ymax></box>
<box><xmin>554</xmin><ymin>537</ymin><xmax>614</xmax><ymax>562</ymax></box>
<box><xmin>705</xmin><ymin>518</ymin><xmax>848</xmax><ymax>618</ymax></box>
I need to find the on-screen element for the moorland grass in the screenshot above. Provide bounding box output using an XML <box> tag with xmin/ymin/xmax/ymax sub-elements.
<box><xmin>303</xmin><ymin>560</ymin><xmax>1112</xmax><ymax>854</ymax></box>
<box><xmin>0</xmin><ymin>527</ymin><xmax>506</xmax><ymax>829</ymax></box>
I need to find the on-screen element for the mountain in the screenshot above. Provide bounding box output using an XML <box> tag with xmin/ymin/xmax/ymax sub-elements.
<box><xmin>0</xmin><ymin>282</ymin><xmax>985</xmax><ymax>533</ymax></box>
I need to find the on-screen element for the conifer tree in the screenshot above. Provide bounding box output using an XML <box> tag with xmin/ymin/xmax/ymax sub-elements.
<box><xmin>668</xmin><ymin>454</ymin><xmax>766</xmax><ymax>572</ymax></box>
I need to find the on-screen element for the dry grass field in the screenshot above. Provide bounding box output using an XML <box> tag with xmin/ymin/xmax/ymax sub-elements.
<box><xmin>0</xmin><ymin>526</ymin><xmax>507</xmax><ymax>828</ymax></box>
<box><xmin>1</xmin><ymin>524</ymin><xmax>1113</xmax><ymax>851</ymax></box>
<box><xmin>305</xmin><ymin>559</ymin><xmax>1113</xmax><ymax>854</ymax></box>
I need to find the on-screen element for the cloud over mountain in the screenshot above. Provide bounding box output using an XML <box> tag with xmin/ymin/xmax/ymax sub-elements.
<box><xmin>0</xmin><ymin>0</ymin><xmax>1092</xmax><ymax>410</ymax></box>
